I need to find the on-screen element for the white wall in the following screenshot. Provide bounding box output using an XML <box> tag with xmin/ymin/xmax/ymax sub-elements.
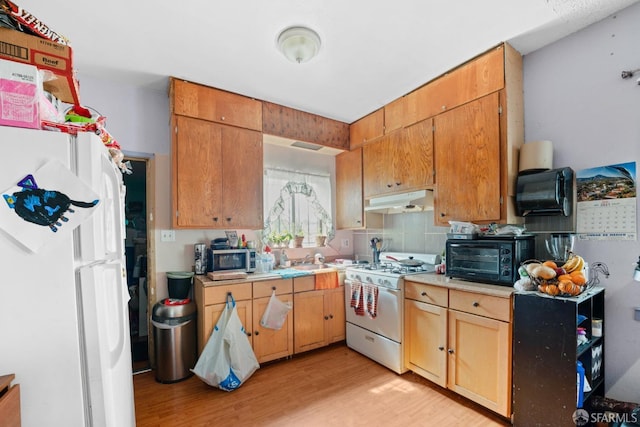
<box><xmin>522</xmin><ymin>2</ymin><xmax>640</xmax><ymax>402</ymax></box>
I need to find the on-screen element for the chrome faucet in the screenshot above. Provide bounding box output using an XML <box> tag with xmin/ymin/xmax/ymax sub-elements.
<box><xmin>314</xmin><ymin>253</ymin><xmax>325</xmax><ymax>264</ymax></box>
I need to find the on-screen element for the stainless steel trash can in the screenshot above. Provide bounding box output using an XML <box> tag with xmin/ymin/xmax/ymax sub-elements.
<box><xmin>152</xmin><ymin>299</ymin><xmax>197</xmax><ymax>383</ymax></box>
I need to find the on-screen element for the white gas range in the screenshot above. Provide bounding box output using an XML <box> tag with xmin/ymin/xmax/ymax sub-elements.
<box><xmin>344</xmin><ymin>252</ymin><xmax>440</xmax><ymax>374</ymax></box>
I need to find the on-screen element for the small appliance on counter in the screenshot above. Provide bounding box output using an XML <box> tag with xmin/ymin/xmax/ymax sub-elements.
<box><xmin>545</xmin><ymin>233</ymin><xmax>575</xmax><ymax>264</ymax></box>
<box><xmin>446</xmin><ymin>234</ymin><xmax>535</xmax><ymax>286</ymax></box>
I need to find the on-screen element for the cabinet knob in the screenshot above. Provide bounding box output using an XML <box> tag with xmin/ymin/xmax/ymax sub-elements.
<box><xmin>272</xmin><ymin>286</ymin><xmax>276</xmax><ymax>291</ymax></box>
<box><xmin>254</xmin><ymin>331</ymin><xmax>259</xmax><ymax>336</ymax></box>
<box><xmin>324</xmin><ymin>316</ymin><xmax>329</xmax><ymax>320</ymax></box>
<box><xmin>386</xmin><ymin>183</ymin><xmax>393</xmax><ymax>188</ymax></box>
<box><xmin>226</xmin><ymin>217</ymin><xmax>232</xmax><ymax>222</ymax></box>
<box><xmin>438</xmin><ymin>346</ymin><xmax>445</xmax><ymax>351</ymax></box>
<box><xmin>441</xmin><ymin>105</ymin><xmax>446</xmax><ymax>110</ymax></box>
<box><xmin>213</xmin><ymin>217</ymin><xmax>219</xmax><ymax>222</ymax></box>
<box><xmin>356</xmin><ymin>220</ymin><xmax>362</xmax><ymax>224</ymax></box>
<box><xmin>220</xmin><ymin>116</ymin><xmax>226</xmax><ymax>121</ymax></box>
<box><xmin>421</xmin><ymin>291</ymin><xmax>428</xmax><ymax>297</ymax></box>
<box><xmin>473</xmin><ymin>301</ymin><xmax>480</xmax><ymax>307</ymax></box>
<box><xmin>440</xmin><ymin>213</ymin><xmax>446</xmax><ymax>217</ymax></box>
<box><xmin>329</xmin><ymin>314</ymin><xmax>334</xmax><ymax>319</ymax></box>
<box><xmin>246</xmin><ymin>332</ymin><xmax>252</xmax><ymax>337</ymax></box>
<box><xmin>395</xmin><ymin>182</ymin><xmax>401</xmax><ymax>186</ymax></box>
<box><xmin>447</xmin><ymin>348</ymin><xmax>454</xmax><ymax>354</ymax></box>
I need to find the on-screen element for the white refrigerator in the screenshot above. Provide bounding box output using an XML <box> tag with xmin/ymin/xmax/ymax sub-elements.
<box><xmin>0</xmin><ymin>125</ymin><xmax>136</xmax><ymax>426</ymax></box>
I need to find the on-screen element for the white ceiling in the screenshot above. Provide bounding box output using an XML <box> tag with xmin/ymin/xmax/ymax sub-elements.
<box><xmin>19</xmin><ymin>0</ymin><xmax>640</xmax><ymax>123</ymax></box>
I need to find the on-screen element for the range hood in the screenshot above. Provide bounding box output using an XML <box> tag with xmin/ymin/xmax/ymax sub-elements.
<box><xmin>365</xmin><ymin>190</ymin><xmax>434</xmax><ymax>214</ymax></box>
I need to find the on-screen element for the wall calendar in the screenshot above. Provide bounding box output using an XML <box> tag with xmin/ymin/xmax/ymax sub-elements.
<box><xmin>576</xmin><ymin>161</ymin><xmax>637</xmax><ymax>241</ymax></box>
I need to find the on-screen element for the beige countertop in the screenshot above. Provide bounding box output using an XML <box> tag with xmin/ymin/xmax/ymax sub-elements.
<box><xmin>195</xmin><ymin>267</ymin><xmax>342</xmax><ymax>288</ymax></box>
<box><xmin>405</xmin><ymin>273</ymin><xmax>515</xmax><ymax>298</ymax></box>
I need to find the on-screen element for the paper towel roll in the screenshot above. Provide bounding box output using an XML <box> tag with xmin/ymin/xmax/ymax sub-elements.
<box><xmin>519</xmin><ymin>140</ymin><xmax>553</xmax><ymax>172</ymax></box>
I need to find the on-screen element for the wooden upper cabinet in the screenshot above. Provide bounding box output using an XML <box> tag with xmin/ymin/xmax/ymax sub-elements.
<box><xmin>349</xmin><ymin>108</ymin><xmax>384</xmax><ymax>149</ymax></box>
<box><xmin>262</xmin><ymin>101</ymin><xmax>349</xmax><ymax>150</ymax></box>
<box><xmin>405</xmin><ymin>45</ymin><xmax>505</xmax><ymax>127</ymax></box>
<box><xmin>171</xmin><ymin>78</ymin><xmax>262</xmax><ymax>131</ymax></box>
<box><xmin>433</xmin><ymin>93</ymin><xmax>501</xmax><ymax>226</ymax></box>
<box><xmin>384</xmin><ymin>97</ymin><xmax>406</xmax><ymax>134</ymax></box>
<box><xmin>363</xmin><ymin>120</ymin><xmax>433</xmax><ymax>199</ymax></box>
<box><xmin>172</xmin><ymin>115</ymin><xmax>263</xmax><ymax>229</ymax></box>
<box><xmin>336</xmin><ymin>147</ymin><xmax>364</xmax><ymax>229</ymax></box>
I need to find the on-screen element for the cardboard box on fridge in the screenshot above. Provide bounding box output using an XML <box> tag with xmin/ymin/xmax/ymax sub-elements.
<box><xmin>0</xmin><ymin>57</ymin><xmax>40</xmax><ymax>129</ymax></box>
<box><xmin>0</xmin><ymin>27</ymin><xmax>80</xmax><ymax>105</ymax></box>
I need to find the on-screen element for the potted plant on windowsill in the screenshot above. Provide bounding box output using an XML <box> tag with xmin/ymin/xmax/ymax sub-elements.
<box><xmin>294</xmin><ymin>228</ymin><xmax>304</xmax><ymax>248</ymax></box>
<box><xmin>315</xmin><ymin>222</ymin><xmax>326</xmax><ymax>247</ymax></box>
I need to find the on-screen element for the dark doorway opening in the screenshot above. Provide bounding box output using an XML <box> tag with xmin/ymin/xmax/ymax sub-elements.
<box><xmin>123</xmin><ymin>158</ymin><xmax>150</xmax><ymax>373</ymax></box>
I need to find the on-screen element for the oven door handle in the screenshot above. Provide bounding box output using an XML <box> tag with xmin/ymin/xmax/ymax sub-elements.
<box><xmin>344</xmin><ymin>279</ymin><xmax>400</xmax><ymax>293</ymax></box>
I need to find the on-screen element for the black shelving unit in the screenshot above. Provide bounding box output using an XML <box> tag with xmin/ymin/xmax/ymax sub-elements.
<box><xmin>512</xmin><ymin>287</ymin><xmax>605</xmax><ymax>427</ymax></box>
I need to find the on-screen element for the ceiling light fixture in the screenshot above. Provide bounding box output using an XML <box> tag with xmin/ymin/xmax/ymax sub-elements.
<box><xmin>277</xmin><ymin>26</ymin><xmax>321</xmax><ymax>64</ymax></box>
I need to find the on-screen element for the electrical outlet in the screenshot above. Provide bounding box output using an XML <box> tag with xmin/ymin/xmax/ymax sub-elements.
<box><xmin>341</xmin><ymin>239</ymin><xmax>349</xmax><ymax>248</ymax></box>
<box><xmin>160</xmin><ymin>229</ymin><xmax>175</xmax><ymax>242</ymax></box>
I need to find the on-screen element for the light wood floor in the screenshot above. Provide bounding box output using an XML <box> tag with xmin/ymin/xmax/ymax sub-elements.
<box><xmin>133</xmin><ymin>343</ymin><xmax>511</xmax><ymax>427</ymax></box>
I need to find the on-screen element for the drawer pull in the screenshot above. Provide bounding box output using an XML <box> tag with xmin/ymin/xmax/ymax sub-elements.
<box><xmin>272</xmin><ymin>286</ymin><xmax>276</xmax><ymax>291</ymax></box>
<box><xmin>473</xmin><ymin>301</ymin><xmax>480</xmax><ymax>307</ymax></box>
<box><xmin>438</xmin><ymin>346</ymin><xmax>445</xmax><ymax>351</ymax></box>
<box><xmin>421</xmin><ymin>291</ymin><xmax>428</xmax><ymax>297</ymax></box>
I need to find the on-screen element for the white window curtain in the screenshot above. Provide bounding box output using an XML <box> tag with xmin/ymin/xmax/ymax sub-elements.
<box><xmin>263</xmin><ymin>168</ymin><xmax>333</xmax><ymax>247</ymax></box>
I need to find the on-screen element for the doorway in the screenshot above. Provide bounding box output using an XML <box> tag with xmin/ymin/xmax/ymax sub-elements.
<box><xmin>123</xmin><ymin>157</ymin><xmax>150</xmax><ymax>373</ymax></box>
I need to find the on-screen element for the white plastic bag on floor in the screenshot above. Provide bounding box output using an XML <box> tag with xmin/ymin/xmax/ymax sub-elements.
<box><xmin>191</xmin><ymin>293</ymin><xmax>259</xmax><ymax>391</ymax></box>
<box><xmin>260</xmin><ymin>290</ymin><xmax>292</xmax><ymax>330</ymax></box>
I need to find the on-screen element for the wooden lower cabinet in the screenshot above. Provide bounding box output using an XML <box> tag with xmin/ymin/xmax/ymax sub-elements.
<box><xmin>404</xmin><ymin>299</ymin><xmax>447</xmax><ymax>387</ymax></box>
<box><xmin>194</xmin><ymin>278</ymin><xmax>294</xmax><ymax>364</ymax></box>
<box><xmin>252</xmin><ymin>293</ymin><xmax>294</xmax><ymax>363</ymax></box>
<box><xmin>294</xmin><ymin>286</ymin><xmax>345</xmax><ymax>354</ymax></box>
<box><xmin>404</xmin><ymin>280</ymin><xmax>512</xmax><ymax>418</ymax></box>
<box><xmin>447</xmin><ymin>309</ymin><xmax>511</xmax><ymax>417</ymax></box>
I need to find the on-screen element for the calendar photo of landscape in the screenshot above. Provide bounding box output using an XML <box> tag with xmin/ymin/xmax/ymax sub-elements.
<box><xmin>576</xmin><ymin>161</ymin><xmax>636</xmax><ymax>202</ymax></box>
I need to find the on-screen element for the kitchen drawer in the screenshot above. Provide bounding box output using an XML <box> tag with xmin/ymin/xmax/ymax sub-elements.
<box><xmin>203</xmin><ymin>282</ymin><xmax>252</xmax><ymax>305</ymax></box>
<box><xmin>405</xmin><ymin>281</ymin><xmax>448</xmax><ymax>307</ymax></box>
<box><xmin>293</xmin><ymin>276</ymin><xmax>315</xmax><ymax>293</ymax></box>
<box><xmin>253</xmin><ymin>278</ymin><xmax>293</xmax><ymax>298</ymax></box>
<box><xmin>449</xmin><ymin>289</ymin><xmax>511</xmax><ymax>322</ymax></box>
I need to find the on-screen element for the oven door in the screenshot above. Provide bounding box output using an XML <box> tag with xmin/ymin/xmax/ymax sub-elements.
<box><xmin>344</xmin><ymin>279</ymin><xmax>402</xmax><ymax>343</ymax></box>
<box><xmin>446</xmin><ymin>242</ymin><xmax>503</xmax><ymax>283</ymax></box>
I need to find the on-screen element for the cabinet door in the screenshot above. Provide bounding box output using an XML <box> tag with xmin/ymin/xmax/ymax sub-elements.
<box><xmin>397</xmin><ymin>118</ymin><xmax>434</xmax><ymax>190</ymax></box>
<box><xmin>172</xmin><ymin>79</ymin><xmax>262</xmax><ymax>131</ymax></box>
<box><xmin>200</xmin><ymin>299</ymin><xmax>253</xmax><ymax>355</ymax></box>
<box><xmin>447</xmin><ymin>309</ymin><xmax>511</xmax><ymax>417</ymax></box>
<box><xmin>404</xmin><ymin>45</ymin><xmax>504</xmax><ymax>126</ymax></box>
<box><xmin>404</xmin><ymin>300</ymin><xmax>447</xmax><ymax>387</ymax></box>
<box><xmin>434</xmin><ymin>92</ymin><xmax>501</xmax><ymax>226</ymax></box>
<box><xmin>350</xmin><ymin>108</ymin><xmax>384</xmax><ymax>149</ymax></box>
<box><xmin>220</xmin><ymin>125</ymin><xmax>263</xmax><ymax>228</ymax></box>
<box><xmin>384</xmin><ymin>97</ymin><xmax>405</xmax><ymax>134</ymax></box>
<box><xmin>173</xmin><ymin>116</ymin><xmax>223</xmax><ymax>228</ymax></box>
<box><xmin>336</xmin><ymin>148</ymin><xmax>364</xmax><ymax>229</ymax></box>
<box><xmin>325</xmin><ymin>286</ymin><xmax>345</xmax><ymax>344</ymax></box>
<box><xmin>252</xmin><ymin>295</ymin><xmax>294</xmax><ymax>363</ymax></box>
<box><xmin>362</xmin><ymin>134</ymin><xmax>394</xmax><ymax>198</ymax></box>
<box><xmin>293</xmin><ymin>290</ymin><xmax>326</xmax><ymax>353</ymax></box>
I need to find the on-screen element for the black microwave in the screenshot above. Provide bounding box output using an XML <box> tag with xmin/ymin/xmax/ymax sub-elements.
<box><xmin>445</xmin><ymin>235</ymin><xmax>535</xmax><ymax>286</ymax></box>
